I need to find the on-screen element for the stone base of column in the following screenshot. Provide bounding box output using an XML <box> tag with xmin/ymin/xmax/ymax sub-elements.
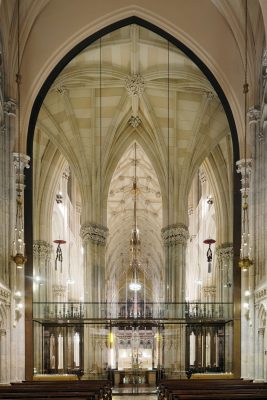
<box><xmin>253</xmin><ymin>378</ymin><xmax>265</xmax><ymax>383</ymax></box>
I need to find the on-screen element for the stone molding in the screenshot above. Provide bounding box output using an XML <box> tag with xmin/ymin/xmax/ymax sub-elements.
<box><xmin>33</xmin><ymin>240</ymin><xmax>52</xmax><ymax>260</ymax></box>
<box><xmin>161</xmin><ymin>223</ymin><xmax>189</xmax><ymax>246</ymax></box>
<box><xmin>3</xmin><ymin>99</ymin><xmax>16</xmax><ymax>116</ymax></box>
<box><xmin>125</xmin><ymin>74</ymin><xmax>144</xmax><ymax>97</ymax></box>
<box><xmin>236</xmin><ymin>159</ymin><xmax>252</xmax><ymax>192</ymax></box>
<box><xmin>247</xmin><ymin>107</ymin><xmax>261</xmax><ymax>124</ymax></box>
<box><xmin>216</xmin><ymin>243</ymin><xmax>233</xmax><ymax>261</ymax></box>
<box><xmin>80</xmin><ymin>223</ymin><xmax>109</xmax><ymax>245</ymax></box>
<box><xmin>0</xmin><ymin>285</ymin><xmax>10</xmax><ymax>304</ymax></box>
<box><xmin>255</xmin><ymin>287</ymin><xmax>267</xmax><ymax>302</ymax></box>
<box><xmin>128</xmin><ymin>115</ymin><xmax>141</xmax><ymax>128</ymax></box>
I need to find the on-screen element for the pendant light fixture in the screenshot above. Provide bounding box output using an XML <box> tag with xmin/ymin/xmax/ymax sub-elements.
<box><xmin>129</xmin><ymin>143</ymin><xmax>142</xmax><ymax>292</ymax></box>
<box><xmin>239</xmin><ymin>0</ymin><xmax>253</xmax><ymax>271</ymax></box>
<box><xmin>12</xmin><ymin>0</ymin><xmax>27</xmax><ymax>268</ymax></box>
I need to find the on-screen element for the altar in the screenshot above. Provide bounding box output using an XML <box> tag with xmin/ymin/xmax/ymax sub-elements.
<box><xmin>113</xmin><ymin>369</ymin><xmax>156</xmax><ymax>386</ymax></box>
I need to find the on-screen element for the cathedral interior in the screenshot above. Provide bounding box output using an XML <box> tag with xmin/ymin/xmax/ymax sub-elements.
<box><xmin>0</xmin><ymin>0</ymin><xmax>267</xmax><ymax>397</ymax></box>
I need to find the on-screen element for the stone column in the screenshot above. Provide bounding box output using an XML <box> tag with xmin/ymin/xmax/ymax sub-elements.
<box><xmin>33</xmin><ymin>240</ymin><xmax>52</xmax><ymax>303</ymax></box>
<box><xmin>161</xmin><ymin>223</ymin><xmax>189</xmax><ymax>303</ymax></box>
<box><xmin>33</xmin><ymin>240</ymin><xmax>52</xmax><ymax>374</ymax></box>
<box><xmin>10</xmin><ymin>152</ymin><xmax>30</xmax><ymax>382</ymax></box>
<box><xmin>254</xmin><ymin>328</ymin><xmax>265</xmax><ymax>382</ymax></box>
<box><xmin>80</xmin><ymin>222</ymin><xmax>108</xmax><ymax>377</ymax></box>
<box><xmin>161</xmin><ymin>223</ymin><xmax>188</xmax><ymax>377</ymax></box>
<box><xmin>236</xmin><ymin>159</ymin><xmax>253</xmax><ymax>379</ymax></box>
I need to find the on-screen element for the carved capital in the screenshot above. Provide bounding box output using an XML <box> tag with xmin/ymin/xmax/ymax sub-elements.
<box><xmin>33</xmin><ymin>240</ymin><xmax>52</xmax><ymax>260</ymax></box>
<box><xmin>0</xmin><ymin>284</ymin><xmax>11</xmax><ymax>304</ymax></box>
<box><xmin>236</xmin><ymin>159</ymin><xmax>252</xmax><ymax>192</ymax></box>
<box><xmin>128</xmin><ymin>115</ymin><xmax>141</xmax><ymax>128</ymax></box>
<box><xmin>80</xmin><ymin>223</ymin><xmax>109</xmax><ymax>245</ymax></box>
<box><xmin>13</xmin><ymin>153</ymin><xmax>30</xmax><ymax>171</ymax></box>
<box><xmin>216</xmin><ymin>243</ymin><xmax>234</xmax><ymax>261</ymax></box>
<box><xmin>125</xmin><ymin>74</ymin><xmax>144</xmax><ymax>97</ymax></box>
<box><xmin>247</xmin><ymin>106</ymin><xmax>261</xmax><ymax>124</ymax></box>
<box><xmin>3</xmin><ymin>99</ymin><xmax>16</xmax><ymax>116</ymax></box>
<box><xmin>161</xmin><ymin>223</ymin><xmax>189</xmax><ymax>246</ymax></box>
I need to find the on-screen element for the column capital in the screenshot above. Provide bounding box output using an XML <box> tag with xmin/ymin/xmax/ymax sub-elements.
<box><xmin>80</xmin><ymin>223</ymin><xmax>109</xmax><ymax>245</ymax></box>
<box><xmin>236</xmin><ymin>159</ymin><xmax>252</xmax><ymax>192</ymax></box>
<box><xmin>33</xmin><ymin>240</ymin><xmax>52</xmax><ymax>260</ymax></box>
<box><xmin>216</xmin><ymin>243</ymin><xmax>233</xmax><ymax>260</ymax></box>
<box><xmin>247</xmin><ymin>106</ymin><xmax>261</xmax><ymax>124</ymax></box>
<box><xmin>161</xmin><ymin>223</ymin><xmax>189</xmax><ymax>246</ymax></box>
<box><xmin>13</xmin><ymin>153</ymin><xmax>30</xmax><ymax>171</ymax></box>
<box><xmin>3</xmin><ymin>99</ymin><xmax>16</xmax><ymax>116</ymax></box>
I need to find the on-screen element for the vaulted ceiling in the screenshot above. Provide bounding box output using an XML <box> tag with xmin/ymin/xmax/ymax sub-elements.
<box><xmin>34</xmin><ymin>24</ymin><xmax>232</xmax><ymax>301</ymax></box>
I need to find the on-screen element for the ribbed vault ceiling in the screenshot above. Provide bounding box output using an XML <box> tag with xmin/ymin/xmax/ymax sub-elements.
<box><xmin>35</xmin><ymin>24</ymin><xmax>231</xmax><ymax>301</ymax></box>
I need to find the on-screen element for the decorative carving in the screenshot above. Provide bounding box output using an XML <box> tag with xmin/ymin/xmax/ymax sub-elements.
<box><xmin>33</xmin><ymin>240</ymin><xmax>52</xmax><ymax>260</ymax></box>
<box><xmin>55</xmin><ymin>85</ymin><xmax>67</xmax><ymax>95</ymax></box>
<box><xmin>125</xmin><ymin>74</ymin><xmax>144</xmax><ymax>97</ymax></box>
<box><xmin>236</xmin><ymin>159</ymin><xmax>252</xmax><ymax>192</ymax></box>
<box><xmin>216</xmin><ymin>243</ymin><xmax>234</xmax><ymax>261</ymax></box>
<box><xmin>255</xmin><ymin>287</ymin><xmax>267</xmax><ymax>302</ymax></box>
<box><xmin>0</xmin><ymin>285</ymin><xmax>10</xmax><ymax>304</ymax></box>
<box><xmin>52</xmin><ymin>284</ymin><xmax>66</xmax><ymax>296</ymax></box>
<box><xmin>3</xmin><ymin>99</ymin><xmax>16</xmax><ymax>116</ymax></box>
<box><xmin>13</xmin><ymin>153</ymin><xmax>30</xmax><ymax>173</ymax></box>
<box><xmin>247</xmin><ymin>106</ymin><xmax>260</xmax><ymax>124</ymax></box>
<box><xmin>128</xmin><ymin>115</ymin><xmax>141</xmax><ymax>128</ymax></box>
<box><xmin>258</xmin><ymin>327</ymin><xmax>265</xmax><ymax>336</ymax></box>
<box><xmin>206</xmin><ymin>91</ymin><xmax>214</xmax><ymax>100</ymax></box>
<box><xmin>199</xmin><ymin>167</ymin><xmax>206</xmax><ymax>184</ymax></box>
<box><xmin>258</xmin><ymin>129</ymin><xmax>264</xmax><ymax>141</ymax></box>
<box><xmin>188</xmin><ymin>206</ymin><xmax>194</xmax><ymax>216</ymax></box>
<box><xmin>161</xmin><ymin>223</ymin><xmax>189</xmax><ymax>246</ymax></box>
<box><xmin>0</xmin><ymin>329</ymin><xmax>6</xmax><ymax>336</ymax></box>
<box><xmin>80</xmin><ymin>223</ymin><xmax>109</xmax><ymax>245</ymax></box>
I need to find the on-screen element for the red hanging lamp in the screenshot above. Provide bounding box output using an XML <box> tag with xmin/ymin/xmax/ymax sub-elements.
<box><xmin>203</xmin><ymin>238</ymin><xmax>216</xmax><ymax>273</ymax></box>
<box><xmin>53</xmin><ymin>239</ymin><xmax>66</xmax><ymax>272</ymax></box>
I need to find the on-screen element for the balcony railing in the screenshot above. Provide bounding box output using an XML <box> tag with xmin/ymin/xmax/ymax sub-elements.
<box><xmin>33</xmin><ymin>302</ymin><xmax>232</xmax><ymax>322</ymax></box>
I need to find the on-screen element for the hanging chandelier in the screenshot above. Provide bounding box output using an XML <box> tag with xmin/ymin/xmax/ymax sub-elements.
<box><xmin>239</xmin><ymin>0</ymin><xmax>253</xmax><ymax>271</ymax></box>
<box><xmin>11</xmin><ymin>0</ymin><xmax>27</xmax><ymax>268</ymax></box>
<box><xmin>129</xmin><ymin>143</ymin><xmax>142</xmax><ymax>292</ymax></box>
